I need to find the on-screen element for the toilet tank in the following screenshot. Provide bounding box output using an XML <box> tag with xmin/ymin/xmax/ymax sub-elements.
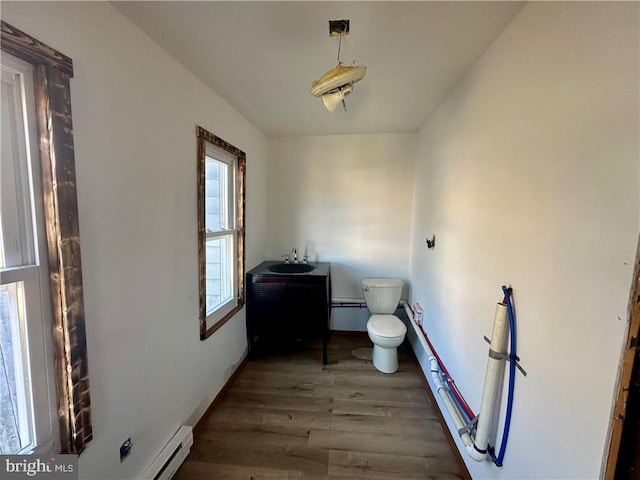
<box><xmin>361</xmin><ymin>278</ymin><xmax>404</xmax><ymax>314</ymax></box>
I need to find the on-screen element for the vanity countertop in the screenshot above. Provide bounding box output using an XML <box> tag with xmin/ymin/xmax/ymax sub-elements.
<box><xmin>246</xmin><ymin>261</ymin><xmax>331</xmax><ymax>277</ymax></box>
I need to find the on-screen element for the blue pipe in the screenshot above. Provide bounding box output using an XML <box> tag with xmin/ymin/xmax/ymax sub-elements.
<box><xmin>495</xmin><ymin>285</ymin><xmax>517</xmax><ymax>466</ymax></box>
<box><xmin>448</xmin><ymin>380</ymin><xmax>472</xmax><ymax>422</ymax></box>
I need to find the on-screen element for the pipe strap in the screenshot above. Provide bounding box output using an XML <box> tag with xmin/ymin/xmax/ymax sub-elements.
<box><xmin>489</xmin><ymin>350</ymin><xmax>527</xmax><ymax>376</ymax></box>
<box><xmin>488</xmin><ymin>349</ymin><xmax>510</xmax><ymax>360</ymax></box>
<box><xmin>485</xmin><ymin>344</ymin><xmax>527</xmax><ymax>376</ymax></box>
<box><xmin>515</xmin><ymin>361</ymin><xmax>528</xmax><ymax>377</ymax></box>
<box><xmin>465</xmin><ymin>416</ymin><xmax>478</xmax><ymax>435</ymax></box>
<box><xmin>457</xmin><ymin>416</ymin><xmax>478</xmax><ymax>436</ymax></box>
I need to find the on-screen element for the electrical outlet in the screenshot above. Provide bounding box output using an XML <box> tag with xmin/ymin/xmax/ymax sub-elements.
<box><xmin>120</xmin><ymin>437</ymin><xmax>132</xmax><ymax>462</ymax></box>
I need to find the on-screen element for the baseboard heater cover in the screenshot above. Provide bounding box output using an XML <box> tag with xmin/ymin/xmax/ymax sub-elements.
<box><xmin>141</xmin><ymin>426</ymin><xmax>193</xmax><ymax>480</ymax></box>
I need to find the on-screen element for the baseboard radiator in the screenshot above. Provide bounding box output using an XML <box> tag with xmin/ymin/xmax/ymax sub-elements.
<box><xmin>141</xmin><ymin>426</ymin><xmax>193</xmax><ymax>480</ymax></box>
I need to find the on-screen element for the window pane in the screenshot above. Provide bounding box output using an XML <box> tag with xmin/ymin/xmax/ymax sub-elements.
<box><xmin>1</xmin><ymin>68</ymin><xmax>35</xmax><ymax>269</ymax></box>
<box><xmin>205</xmin><ymin>235</ymin><xmax>233</xmax><ymax>315</ymax></box>
<box><xmin>0</xmin><ymin>282</ymin><xmax>34</xmax><ymax>454</ymax></box>
<box><xmin>205</xmin><ymin>157</ymin><xmax>229</xmax><ymax>233</ymax></box>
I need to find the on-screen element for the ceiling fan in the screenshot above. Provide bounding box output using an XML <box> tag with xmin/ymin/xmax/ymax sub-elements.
<box><xmin>310</xmin><ymin>20</ymin><xmax>367</xmax><ymax>113</ymax></box>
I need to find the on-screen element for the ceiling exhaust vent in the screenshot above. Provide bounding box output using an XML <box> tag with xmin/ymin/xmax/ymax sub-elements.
<box><xmin>329</xmin><ymin>19</ymin><xmax>349</xmax><ymax>36</ymax></box>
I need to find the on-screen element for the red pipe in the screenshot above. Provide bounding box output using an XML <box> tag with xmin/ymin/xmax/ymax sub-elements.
<box><xmin>418</xmin><ymin>321</ymin><xmax>476</xmax><ymax>419</ymax></box>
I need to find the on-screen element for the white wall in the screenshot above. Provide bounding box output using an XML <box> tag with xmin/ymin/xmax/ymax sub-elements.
<box><xmin>5</xmin><ymin>1</ymin><xmax>638</xmax><ymax>478</ymax></box>
<box><xmin>268</xmin><ymin>134</ymin><xmax>415</xmax><ymax>330</ymax></box>
<box><xmin>409</xmin><ymin>2</ymin><xmax>639</xmax><ymax>479</ymax></box>
<box><xmin>1</xmin><ymin>2</ymin><xmax>268</xmax><ymax>479</ymax></box>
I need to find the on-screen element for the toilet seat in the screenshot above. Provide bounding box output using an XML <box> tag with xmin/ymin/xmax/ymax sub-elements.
<box><xmin>367</xmin><ymin>315</ymin><xmax>407</xmax><ymax>338</ymax></box>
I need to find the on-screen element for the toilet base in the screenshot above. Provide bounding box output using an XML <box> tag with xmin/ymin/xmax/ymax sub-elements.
<box><xmin>372</xmin><ymin>344</ymin><xmax>399</xmax><ymax>374</ymax></box>
<box><xmin>366</xmin><ymin>315</ymin><xmax>406</xmax><ymax>374</ymax></box>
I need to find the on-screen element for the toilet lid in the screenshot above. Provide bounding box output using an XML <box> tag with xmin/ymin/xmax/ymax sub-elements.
<box><xmin>368</xmin><ymin>315</ymin><xmax>407</xmax><ymax>338</ymax></box>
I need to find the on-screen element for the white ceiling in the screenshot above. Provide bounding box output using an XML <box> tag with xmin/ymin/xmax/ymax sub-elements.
<box><xmin>114</xmin><ymin>1</ymin><xmax>524</xmax><ymax>137</ymax></box>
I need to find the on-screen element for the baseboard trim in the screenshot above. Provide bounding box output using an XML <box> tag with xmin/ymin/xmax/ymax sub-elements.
<box><xmin>410</xmin><ymin>348</ymin><xmax>472</xmax><ymax>480</ymax></box>
<box><xmin>193</xmin><ymin>355</ymin><xmax>249</xmax><ymax>434</ymax></box>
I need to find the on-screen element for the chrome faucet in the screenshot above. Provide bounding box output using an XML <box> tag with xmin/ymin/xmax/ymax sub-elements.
<box><xmin>282</xmin><ymin>254</ymin><xmax>289</xmax><ymax>264</ymax></box>
<box><xmin>292</xmin><ymin>248</ymin><xmax>298</xmax><ymax>264</ymax></box>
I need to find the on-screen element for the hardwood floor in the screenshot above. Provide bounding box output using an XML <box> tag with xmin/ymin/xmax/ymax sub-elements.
<box><xmin>175</xmin><ymin>334</ymin><xmax>464</xmax><ymax>480</ymax></box>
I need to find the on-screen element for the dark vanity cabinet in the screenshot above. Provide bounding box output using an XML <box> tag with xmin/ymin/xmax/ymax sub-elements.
<box><xmin>246</xmin><ymin>261</ymin><xmax>331</xmax><ymax>364</ymax></box>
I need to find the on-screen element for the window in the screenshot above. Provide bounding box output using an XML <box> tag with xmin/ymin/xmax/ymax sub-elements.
<box><xmin>1</xmin><ymin>21</ymin><xmax>92</xmax><ymax>454</ymax></box>
<box><xmin>197</xmin><ymin>127</ymin><xmax>246</xmax><ymax>339</ymax></box>
<box><xmin>1</xmin><ymin>53</ymin><xmax>57</xmax><ymax>454</ymax></box>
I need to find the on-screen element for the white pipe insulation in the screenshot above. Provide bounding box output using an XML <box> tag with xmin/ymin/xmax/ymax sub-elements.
<box><xmin>474</xmin><ymin>302</ymin><xmax>509</xmax><ymax>457</ymax></box>
<box><xmin>402</xmin><ymin>301</ymin><xmax>509</xmax><ymax>462</ymax></box>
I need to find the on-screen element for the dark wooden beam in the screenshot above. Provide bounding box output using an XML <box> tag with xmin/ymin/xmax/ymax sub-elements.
<box><xmin>34</xmin><ymin>63</ymin><xmax>92</xmax><ymax>454</ymax></box>
<box><xmin>1</xmin><ymin>21</ymin><xmax>73</xmax><ymax>77</ymax></box>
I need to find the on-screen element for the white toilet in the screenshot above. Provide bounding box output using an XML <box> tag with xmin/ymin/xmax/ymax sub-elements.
<box><xmin>362</xmin><ymin>278</ymin><xmax>407</xmax><ymax>374</ymax></box>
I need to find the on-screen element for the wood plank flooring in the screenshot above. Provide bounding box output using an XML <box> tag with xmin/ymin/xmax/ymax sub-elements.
<box><xmin>174</xmin><ymin>334</ymin><xmax>463</xmax><ymax>480</ymax></box>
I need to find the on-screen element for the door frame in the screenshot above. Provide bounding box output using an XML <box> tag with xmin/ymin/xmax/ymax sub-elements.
<box><xmin>605</xmin><ymin>234</ymin><xmax>640</xmax><ymax>478</ymax></box>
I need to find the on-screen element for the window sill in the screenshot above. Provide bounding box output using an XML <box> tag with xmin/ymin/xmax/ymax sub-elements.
<box><xmin>201</xmin><ymin>302</ymin><xmax>244</xmax><ymax>340</ymax></box>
